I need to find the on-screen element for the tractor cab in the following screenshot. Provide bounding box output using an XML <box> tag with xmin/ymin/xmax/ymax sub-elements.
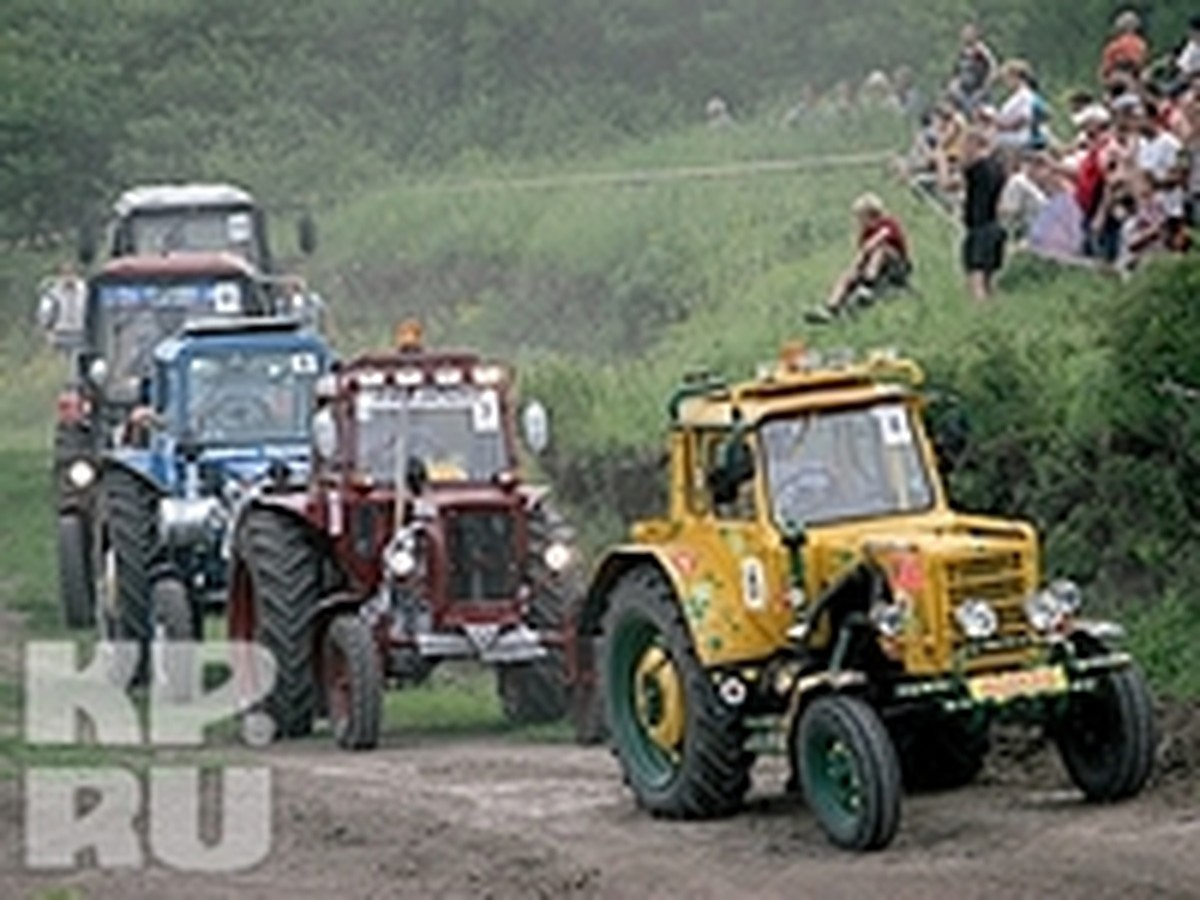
<box><xmin>308</xmin><ymin>321</ymin><xmax>547</xmax><ymax>610</ymax></box>
<box><xmin>103</xmin><ymin>183</ymin><xmax>273</xmax><ymax>272</ymax></box>
<box><xmin>78</xmin><ymin>253</ymin><xmax>272</xmax><ymax>414</ymax></box>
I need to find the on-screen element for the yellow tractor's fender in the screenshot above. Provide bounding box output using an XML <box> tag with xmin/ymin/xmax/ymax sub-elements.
<box><xmin>576</xmin><ymin>545</ymin><xmax>691</xmax><ymax>639</ymax></box>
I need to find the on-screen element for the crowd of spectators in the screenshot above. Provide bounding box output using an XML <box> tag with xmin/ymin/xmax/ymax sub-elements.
<box><xmin>897</xmin><ymin>10</ymin><xmax>1200</xmax><ymax>298</ymax></box>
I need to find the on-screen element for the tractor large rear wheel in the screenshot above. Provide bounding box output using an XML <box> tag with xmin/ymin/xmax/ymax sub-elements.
<box><xmin>236</xmin><ymin>508</ymin><xmax>325</xmax><ymax>739</ymax></box>
<box><xmin>104</xmin><ymin>467</ymin><xmax>160</xmax><ymax>684</ymax></box>
<box><xmin>601</xmin><ymin>566</ymin><xmax>752</xmax><ymax>819</ymax></box>
<box><xmin>57</xmin><ymin>514</ymin><xmax>95</xmax><ymax>629</ymax></box>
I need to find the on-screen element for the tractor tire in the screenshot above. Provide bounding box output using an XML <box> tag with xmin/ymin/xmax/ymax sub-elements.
<box><xmin>322</xmin><ymin>614</ymin><xmax>382</xmax><ymax>751</ymax></box>
<box><xmin>57</xmin><ymin>514</ymin><xmax>95</xmax><ymax>629</ymax></box>
<box><xmin>1055</xmin><ymin>663</ymin><xmax>1155</xmax><ymax>802</ymax></box>
<box><xmin>797</xmin><ymin>695</ymin><xmax>902</xmax><ymax>852</ymax></box>
<box><xmin>497</xmin><ymin>659</ymin><xmax>568</xmax><ymax>725</ymax></box>
<box><xmin>600</xmin><ymin>566</ymin><xmax>752</xmax><ymax>819</ymax></box>
<box><xmin>496</xmin><ymin>501</ymin><xmax>574</xmax><ymax>725</ymax></box>
<box><xmin>151</xmin><ymin>577</ymin><xmax>198</xmax><ymax>703</ymax></box>
<box><xmin>104</xmin><ymin>467</ymin><xmax>160</xmax><ymax>685</ymax></box>
<box><xmin>889</xmin><ymin>712</ymin><xmax>989</xmax><ymax>792</ymax></box>
<box><xmin>237</xmin><ymin>508</ymin><xmax>324</xmax><ymax>739</ymax></box>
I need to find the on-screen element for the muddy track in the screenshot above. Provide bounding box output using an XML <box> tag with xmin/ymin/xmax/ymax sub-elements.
<box><xmin>1</xmin><ymin>710</ymin><xmax>1197</xmax><ymax>900</ymax></box>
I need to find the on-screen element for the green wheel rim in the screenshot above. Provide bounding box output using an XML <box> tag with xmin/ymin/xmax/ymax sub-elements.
<box><xmin>805</xmin><ymin>720</ymin><xmax>865</xmax><ymax>839</ymax></box>
<box><xmin>608</xmin><ymin>614</ymin><xmax>683</xmax><ymax>791</ymax></box>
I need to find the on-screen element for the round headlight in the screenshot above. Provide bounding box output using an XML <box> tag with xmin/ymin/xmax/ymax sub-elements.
<box><xmin>312</xmin><ymin>407</ymin><xmax>338</xmax><ymax>459</ymax></box>
<box><xmin>1048</xmin><ymin>579</ymin><xmax>1083</xmax><ymax>615</ymax></box>
<box><xmin>955</xmin><ymin>599</ymin><xmax>999</xmax><ymax>640</ymax></box>
<box><xmin>66</xmin><ymin>458</ymin><xmax>96</xmax><ymax>490</ymax></box>
<box><xmin>870</xmin><ymin>599</ymin><xmax>907</xmax><ymax>639</ymax></box>
<box><xmin>543</xmin><ymin>541</ymin><xmax>572</xmax><ymax>573</ymax></box>
<box><xmin>385</xmin><ymin>534</ymin><xmax>418</xmax><ymax>578</ymax></box>
<box><xmin>88</xmin><ymin>358</ymin><xmax>109</xmax><ymax>385</ymax></box>
<box><xmin>1024</xmin><ymin>581</ymin><xmax>1081</xmax><ymax>633</ymax></box>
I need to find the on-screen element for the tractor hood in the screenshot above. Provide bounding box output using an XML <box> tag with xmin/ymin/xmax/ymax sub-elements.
<box><xmin>813</xmin><ymin>510</ymin><xmax>1036</xmax><ymax>563</ymax></box>
<box><xmin>195</xmin><ymin>442</ymin><xmax>312</xmax><ymax>491</ymax></box>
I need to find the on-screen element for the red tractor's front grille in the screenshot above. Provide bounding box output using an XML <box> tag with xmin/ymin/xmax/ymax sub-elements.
<box><xmin>445</xmin><ymin>509</ymin><xmax>520</xmax><ymax>602</ymax></box>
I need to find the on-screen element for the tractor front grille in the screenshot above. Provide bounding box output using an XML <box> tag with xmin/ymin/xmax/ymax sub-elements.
<box><xmin>445</xmin><ymin>509</ymin><xmax>520</xmax><ymax>602</ymax></box>
<box><xmin>944</xmin><ymin>551</ymin><xmax>1031</xmax><ymax>640</ymax></box>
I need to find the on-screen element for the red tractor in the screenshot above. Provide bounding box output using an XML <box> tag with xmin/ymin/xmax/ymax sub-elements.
<box><xmin>227</xmin><ymin>324</ymin><xmax>583</xmax><ymax>749</ymax></box>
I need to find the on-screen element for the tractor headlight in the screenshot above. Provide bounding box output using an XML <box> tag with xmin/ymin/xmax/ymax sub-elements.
<box><xmin>384</xmin><ymin>531</ymin><xmax>419</xmax><ymax>579</ymax></box>
<box><xmin>66</xmin><ymin>458</ymin><xmax>96</xmax><ymax>490</ymax></box>
<box><xmin>954</xmin><ymin>599</ymin><xmax>999</xmax><ymax>640</ymax></box>
<box><xmin>1024</xmin><ymin>580</ymin><xmax>1082</xmax><ymax>633</ymax></box>
<box><xmin>542</xmin><ymin>541</ymin><xmax>572</xmax><ymax>573</ymax></box>
<box><xmin>87</xmin><ymin>358</ymin><xmax>109</xmax><ymax>386</ymax></box>
<box><xmin>869</xmin><ymin>598</ymin><xmax>908</xmax><ymax>639</ymax></box>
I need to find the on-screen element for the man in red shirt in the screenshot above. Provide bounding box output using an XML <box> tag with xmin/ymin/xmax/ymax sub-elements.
<box><xmin>1100</xmin><ymin>11</ymin><xmax>1148</xmax><ymax>87</ymax></box>
<box><xmin>807</xmin><ymin>193</ymin><xmax>912</xmax><ymax>323</ymax></box>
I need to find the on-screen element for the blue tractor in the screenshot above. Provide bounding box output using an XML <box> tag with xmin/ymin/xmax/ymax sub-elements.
<box><xmin>97</xmin><ymin>318</ymin><xmax>332</xmax><ymax>685</ymax></box>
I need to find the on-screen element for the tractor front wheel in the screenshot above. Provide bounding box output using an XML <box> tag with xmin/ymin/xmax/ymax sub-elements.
<box><xmin>796</xmin><ymin>695</ymin><xmax>902</xmax><ymax>851</ymax></box>
<box><xmin>1055</xmin><ymin>663</ymin><xmax>1155</xmax><ymax>802</ymax></box>
<box><xmin>151</xmin><ymin>578</ymin><xmax>198</xmax><ymax>703</ymax></box>
<box><xmin>57</xmin><ymin>514</ymin><xmax>95</xmax><ymax>629</ymax></box>
<box><xmin>322</xmin><ymin>614</ymin><xmax>382</xmax><ymax>751</ymax></box>
<box><xmin>601</xmin><ymin>567</ymin><xmax>752</xmax><ymax>819</ymax></box>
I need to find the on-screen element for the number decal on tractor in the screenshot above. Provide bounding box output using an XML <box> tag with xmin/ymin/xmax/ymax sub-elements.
<box><xmin>741</xmin><ymin>557</ymin><xmax>766</xmax><ymax>611</ymax></box>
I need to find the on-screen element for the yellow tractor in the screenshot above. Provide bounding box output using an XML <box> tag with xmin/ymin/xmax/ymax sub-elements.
<box><xmin>576</xmin><ymin>346</ymin><xmax>1154</xmax><ymax>851</ymax></box>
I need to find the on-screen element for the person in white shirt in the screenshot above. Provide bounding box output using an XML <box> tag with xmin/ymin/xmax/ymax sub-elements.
<box><xmin>994</xmin><ymin>59</ymin><xmax>1047</xmax><ymax>150</ymax></box>
<box><xmin>1177</xmin><ymin>16</ymin><xmax>1200</xmax><ymax>80</ymax></box>
<box><xmin>1135</xmin><ymin>101</ymin><xmax>1187</xmax><ymax>242</ymax></box>
<box><xmin>999</xmin><ymin>151</ymin><xmax>1050</xmax><ymax>243</ymax></box>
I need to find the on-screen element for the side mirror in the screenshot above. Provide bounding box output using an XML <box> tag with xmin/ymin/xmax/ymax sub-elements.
<box><xmin>297</xmin><ymin>213</ymin><xmax>317</xmax><ymax>257</ymax></box>
<box><xmin>76</xmin><ymin>221</ymin><xmax>98</xmax><ymax>268</ymax></box>
<box><xmin>925</xmin><ymin>390</ymin><xmax>971</xmax><ymax>474</ymax></box>
<box><xmin>521</xmin><ymin>401</ymin><xmax>550</xmax><ymax>456</ymax></box>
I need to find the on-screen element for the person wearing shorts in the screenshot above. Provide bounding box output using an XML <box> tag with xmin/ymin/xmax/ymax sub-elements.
<box><xmin>960</xmin><ymin>129</ymin><xmax>1008</xmax><ymax>300</ymax></box>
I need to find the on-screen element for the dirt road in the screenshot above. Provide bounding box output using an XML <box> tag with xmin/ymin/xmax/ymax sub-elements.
<box><xmin>2</xmin><ymin>720</ymin><xmax>1198</xmax><ymax>900</ymax></box>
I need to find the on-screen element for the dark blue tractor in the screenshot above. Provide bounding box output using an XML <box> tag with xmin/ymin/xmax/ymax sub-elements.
<box><xmin>97</xmin><ymin>318</ymin><xmax>332</xmax><ymax>686</ymax></box>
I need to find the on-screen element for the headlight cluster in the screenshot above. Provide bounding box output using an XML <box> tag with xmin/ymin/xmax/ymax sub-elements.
<box><xmin>542</xmin><ymin>541</ymin><xmax>573</xmax><ymax>573</ymax></box>
<box><xmin>384</xmin><ymin>529</ymin><xmax>420</xmax><ymax>579</ymax></box>
<box><xmin>1024</xmin><ymin>579</ymin><xmax>1082</xmax><ymax>633</ymax></box>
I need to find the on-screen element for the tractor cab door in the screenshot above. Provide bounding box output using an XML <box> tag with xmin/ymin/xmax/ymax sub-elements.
<box><xmin>675</xmin><ymin>430</ymin><xmax>794</xmax><ymax>667</ymax></box>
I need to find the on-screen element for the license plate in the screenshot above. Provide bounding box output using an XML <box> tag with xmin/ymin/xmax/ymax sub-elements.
<box><xmin>967</xmin><ymin>665</ymin><xmax>1068</xmax><ymax>704</ymax></box>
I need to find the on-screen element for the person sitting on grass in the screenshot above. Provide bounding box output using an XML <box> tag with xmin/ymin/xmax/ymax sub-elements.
<box><xmin>806</xmin><ymin>193</ymin><xmax>912</xmax><ymax>324</ymax></box>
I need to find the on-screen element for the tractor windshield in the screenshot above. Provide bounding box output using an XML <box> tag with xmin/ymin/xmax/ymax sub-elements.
<box><xmin>125</xmin><ymin>208</ymin><xmax>263</xmax><ymax>267</ymax></box>
<box><xmin>355</xmin><ymin>386</ymin><xmax>508</xmax><ymax>483</ymax></box>
<box><xmin>761</xmin><ymin>402</ymin><xmax>935</xmax><ymax>528</ymax></box>
<box><xmin>185</xmin><ymin>348</ymin><xmax>321</xmax><ymax>445</ymax></box>
<box><xmin>92</xmin><ymin>279</ymin><xmax>248</xmax><ymax>403</ymax></box>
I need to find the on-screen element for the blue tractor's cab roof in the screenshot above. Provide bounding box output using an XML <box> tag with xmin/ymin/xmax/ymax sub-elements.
<box><xmin>155</xmin><ymin>317</ymin><xmax>327</xmax><ymax>364</ymax></box>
